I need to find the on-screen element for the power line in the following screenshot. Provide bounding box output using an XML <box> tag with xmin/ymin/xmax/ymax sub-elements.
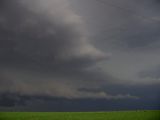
<box><xmin>94</xmin><ymin>0</ymin><xmax>160</xmax><ymax>23</ymax></box>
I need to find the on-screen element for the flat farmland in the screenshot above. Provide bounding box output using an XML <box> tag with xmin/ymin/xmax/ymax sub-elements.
<box><xmin>0</xmin><ymin>110</ymin><xmax>160</xmax><ymax>120</ymax></box>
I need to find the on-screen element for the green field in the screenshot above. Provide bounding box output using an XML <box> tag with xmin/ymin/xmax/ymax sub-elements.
<box><xmin>0</xmin><ymin>111</ymin><xmax>160</xmax><ymax>120</ymax></box>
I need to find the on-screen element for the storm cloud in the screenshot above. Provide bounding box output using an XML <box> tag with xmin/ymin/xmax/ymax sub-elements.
<box><xmin>73</xmin><ymin>0</ymin><xmax>160</xmax><ymax>85</ymax></box>
<box><xmin>0</xmin><ymin>0</ymin><xmax>136</xmax><ymax>100</ymax></box>
<box><xmin>0</xmin><ymin>0</ymin><xmax>106</xmax><ymax>67</ymax></box>
<box><xmin>1</xmin><ymin>0</ymin><xmax>160</xmax><ymax>111</ymax></box>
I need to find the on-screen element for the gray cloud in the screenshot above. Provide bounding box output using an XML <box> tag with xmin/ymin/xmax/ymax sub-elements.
<box><xmin>76</xmin><ymin>0</ymin><xmax>160</xmax><ymax>51</ymax></box>
<box><xmin>138</xmin><ymin>66</ymin><xmax>160</xmax><ymax>84</ymax></box>
<box><xmin>72</xmin><ymin>0</ymin><xmax>160</xmax><ymax>85</ymax></box>
<box><xmin>0</xmin><ymin>0</ymin><xmax>137</xmax><ymax>100</ymax></box>
<box><xmin>0</xmin><ymin>0</ymin><xmax>106</xmax><ymax>68</ymax></box>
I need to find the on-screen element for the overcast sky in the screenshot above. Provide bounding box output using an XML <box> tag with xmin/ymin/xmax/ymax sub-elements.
<box><xmin>0</xmin><ymin>0</ymin><xmax>160</xmax><ymax>111</ymax></box>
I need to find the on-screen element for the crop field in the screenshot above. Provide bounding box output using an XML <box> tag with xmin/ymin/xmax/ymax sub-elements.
<box><xmin>0</xmin><ymin>110</ymin><xmax>160</xmax><ymax>120</ymax></box>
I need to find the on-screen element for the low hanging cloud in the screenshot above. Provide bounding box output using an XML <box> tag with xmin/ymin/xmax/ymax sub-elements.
<box><xmin>0</xmin><ymin>0</ymin><xmax>137</xmax><ymax>100</ymax></box>
<box><xmin>83</xmin><ymin>0</ymin><xmax>160</xmax><ymax>85</ymax></box>
<box><xmin>0</xmin><ymin>0</ymin><xmax>107</xmax><ymax>67</ymax></box>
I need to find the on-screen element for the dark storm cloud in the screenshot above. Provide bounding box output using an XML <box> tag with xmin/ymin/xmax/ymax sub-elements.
<box><xmin>139</xmin><ymin>65</ymin><xmax>160</xmax><ymax>84</ymax></box>
<box><xmin>0</xmin><ymin>0</ymin><xmax>136</xmax><ymax>100</ymax></box>
<box><xmin>73</xmin><ymin>0</ymin><xmax>160</xmax><ymax>85</ymax></box>
<box><xmin>108</xmin><ymin>25</ymin><xmax>160</xmax><ymax>50</ymax></box>
<box><xmin>1</xmin><ymin>0</ymin><xmax>160</xmax><ymax>111</ymax></box>
<box><xmin>0</xmin><ymin>0</ymin><xmax>106</xmax><ymax>69</ymax></box>
<box><xmin>88</xmin><ymin>0</ymin><xmax>160</xmax><ymax>51</ymax></box>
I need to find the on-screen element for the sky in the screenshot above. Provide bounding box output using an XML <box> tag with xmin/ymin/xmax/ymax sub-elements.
<box><xmin>0</xmin><ymin>0</ymin><xmax>160</xmax><ymax>111</ymax></box>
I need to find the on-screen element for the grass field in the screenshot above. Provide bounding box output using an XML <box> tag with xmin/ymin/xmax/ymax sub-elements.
<box><xmin>0</xmin><ymin>110</ymin><xmax>160</xmax><ymax>120</ymax></box>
